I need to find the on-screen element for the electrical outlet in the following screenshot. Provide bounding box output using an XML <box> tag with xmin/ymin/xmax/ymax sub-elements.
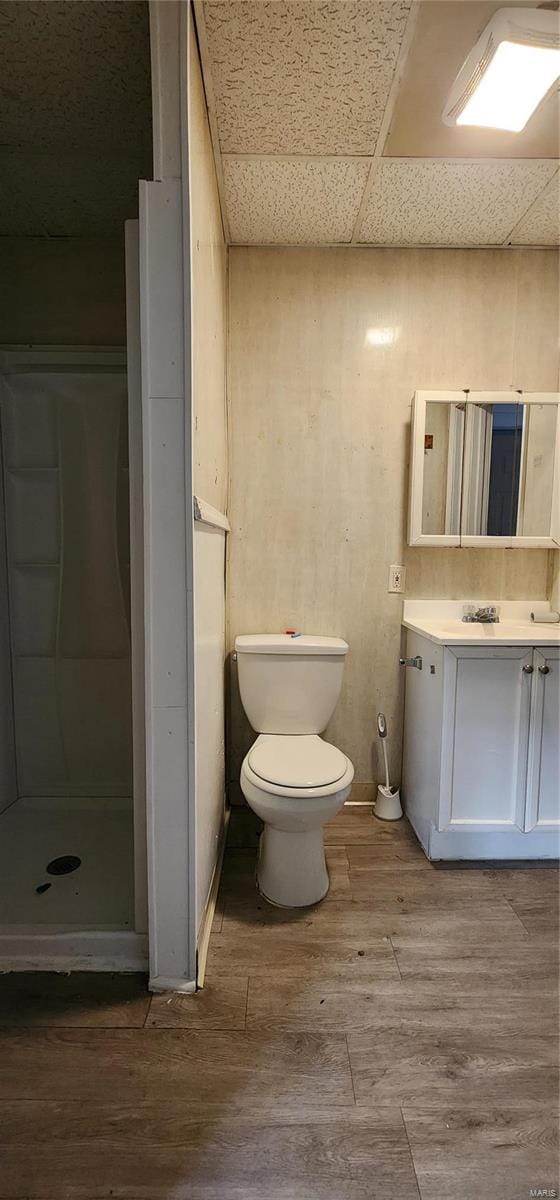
<box><xmin>388</xmin><ymin>564</ymin><xmax>405</xmax><ymax>593</ymax></box>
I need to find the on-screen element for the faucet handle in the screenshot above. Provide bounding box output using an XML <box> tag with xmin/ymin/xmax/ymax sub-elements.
<box><xmin>463</xmin><ymin>603</ymin><xmax>500</xmax><ymax>624</ymax></box>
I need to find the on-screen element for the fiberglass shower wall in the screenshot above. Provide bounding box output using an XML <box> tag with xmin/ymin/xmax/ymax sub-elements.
<box><xmin>0</xmin><ymin>370</ymin><xmax>132</xmax><ymax>801</ymax></box>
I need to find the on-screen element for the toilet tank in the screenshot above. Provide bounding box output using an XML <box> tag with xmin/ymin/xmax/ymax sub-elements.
<box><xmin>235</xmin><ymin>634</ymin><xmax>349</xmax><ymax>734</ymax></box>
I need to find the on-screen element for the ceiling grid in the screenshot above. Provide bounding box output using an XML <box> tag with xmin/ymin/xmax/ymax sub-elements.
<box><xmin>194</xmin><ymin>0</ymin><xmax>560</xmax><ymax>248</ymax></box>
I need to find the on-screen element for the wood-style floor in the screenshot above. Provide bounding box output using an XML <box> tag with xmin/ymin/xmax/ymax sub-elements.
<box><xmin>0</xmin><ymin>806</ymin><xmax>558</xmax><ymax>1199</ymax></box>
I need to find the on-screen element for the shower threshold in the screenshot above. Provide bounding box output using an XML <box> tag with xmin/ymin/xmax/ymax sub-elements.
<box><xmin>0</xmin><ymin>797</ymin><xmax>147</xmax><ymax>972</ymax></box>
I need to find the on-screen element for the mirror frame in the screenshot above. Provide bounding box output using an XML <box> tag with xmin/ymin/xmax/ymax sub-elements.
<box><xmin>408</xmin><ymin>390</ymin><xmax>560</xmax><ymax>548</ymax></box>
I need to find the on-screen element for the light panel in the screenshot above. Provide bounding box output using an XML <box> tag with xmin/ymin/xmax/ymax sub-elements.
<box><xmin>456</xmin><ymin>41</ymin><xmax>560</xmax><ymax>132</ymax></box>
<box><xmin>443</xmin><ymin>8</ymin><xmax>560</xmax><ymax>132</ymax></box>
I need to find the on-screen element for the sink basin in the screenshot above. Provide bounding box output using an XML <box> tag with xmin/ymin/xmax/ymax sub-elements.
<box><xmin>402</xmin><ymin>617</ymin><xmax>560</xmax><ymax>646</ymax></box>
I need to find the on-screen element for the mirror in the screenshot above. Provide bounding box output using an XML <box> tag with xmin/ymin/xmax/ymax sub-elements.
<box><xmin>421</xmin><ymin>399</ymin><xmax>464</xmax><ymax>536</ymax></box>
<box><xmin>462</xmin><ymin>401</ymin><xmax>522</xmax><ymax>537</ymax></box>
<box><xmin>517</xmin><ymin>403</ymin><xmax>558</xmax><ymax>537</ymax></box>
<box><xmin>409</xmin><ymin>391</ymin><xmax>560</xmax><ymax>547</ymax></box>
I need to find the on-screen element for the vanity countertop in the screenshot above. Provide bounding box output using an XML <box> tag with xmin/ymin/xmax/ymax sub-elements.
<box><xmin>402</xmin><ymin>600</ymin><xmax>560</xmax><ymax>647</ymax></box>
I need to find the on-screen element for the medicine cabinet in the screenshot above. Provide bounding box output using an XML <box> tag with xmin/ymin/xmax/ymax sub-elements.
<box><xmin>408</xmin><ymin>391</ymin><xmax>560</xmax><ymax>548</ymax></box>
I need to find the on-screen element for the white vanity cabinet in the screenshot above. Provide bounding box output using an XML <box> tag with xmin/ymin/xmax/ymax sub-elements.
<box><xmin>402</xmin><ymin>620</ymin><xmax>559</xmax><ymax>860</ymax></box>
<box><xmin>441</xmin><ymin>644</ymin><xmax>534</xmax><ymax>833</ymax></box>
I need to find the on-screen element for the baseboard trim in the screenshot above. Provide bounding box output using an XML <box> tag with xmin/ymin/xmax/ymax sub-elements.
<box><xmin>429</xmin><ymin>826</ymin><xmax>560</xmax><ymax>861</ymax></box>
<box><xmin>196</xmin><ymin>807</ymin><xmax>230</xmax><ymax>988</ymax></box>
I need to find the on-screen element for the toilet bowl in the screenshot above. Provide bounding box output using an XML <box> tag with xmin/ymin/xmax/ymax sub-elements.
<box><xmin>241</xmin><ymin>734</ymin><xmax>354</xmax><ymax>906</ymax></box>
<box><xmin>235</xmin><ymin>634</ymin><xmax>354</xmax><ymax>907</ymax></box>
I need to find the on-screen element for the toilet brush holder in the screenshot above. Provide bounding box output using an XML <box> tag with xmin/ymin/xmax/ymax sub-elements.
<box><xmin>374</xmin><ymin>784</ymin><xmax>403</xmax><ymax>821</ymax></box>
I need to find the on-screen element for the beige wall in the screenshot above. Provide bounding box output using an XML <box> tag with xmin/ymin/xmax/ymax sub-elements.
<box><xmin>0</xmin><ymin>236</ymin><xmax>126</xmax><ymax>344</ymax></box>
<box><xmin>189</xmin><ymin>16</ymin><xmax>227</xmax><ymax>511</ymax></box>
<box><xmin>421</xmin><ymin>402</ymin><xmax>451</xmax><ymax>536</ymax></box>
<box><xmin>188</xmin><ymin>12</ymin><xmax>229</xmax><ymax>930</ymax></box>
<box><xmin>228</xmin><ymin>246</ymin><xmax>559</xmax><ymax>793</ymax></box>
<box><xmin>519</xmin><ymin>404</ymin><xmax>557</xmax><ymax>537</ymax></box>
<box><xmin>550</xmin><ymin>553</ymin><xmax>560</xmax><ymax>613</ymax></box>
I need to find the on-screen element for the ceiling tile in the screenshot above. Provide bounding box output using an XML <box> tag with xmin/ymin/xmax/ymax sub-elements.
<box><xmin>0</xmin><ymin>0</ymin><xmax>152</xmax><ymax>154</ymax></box>
<box><xmin>223</xmin><ymin>157</ymin><xmax>371</xmax><ymax>243</ymax></box>
<box><xmin>357</xmin><ymin>160</ymin><xmax>558</xmax><ymax>246</ymax></box>
<box><xmin>509</xmin><ymin>172</ymin><xmax>560</xmax><ymax>246</ymax></box>
<box><xmin>202</xmin><ymin>0</ymin><xmax>411</xmax><ymax>155</ymax></box>
<box><xmin>0</xmin><ymin>151</ymin><xmax>144</xmax><ymax>237</ymax></box>
<box><xmin>0</xmin><ymin>1</ymin><xmax>151</xmax><ymax>236</ymax></box>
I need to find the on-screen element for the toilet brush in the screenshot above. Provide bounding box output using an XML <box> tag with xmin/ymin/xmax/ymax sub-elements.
<box><xmin>374</xmin><ymin>713</ymin><xmax>403</xmax><ymax>821</ymax></box>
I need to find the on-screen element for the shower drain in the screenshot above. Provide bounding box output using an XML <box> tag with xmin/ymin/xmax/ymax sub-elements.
<box><xmin>46</xmin><ymin>855</ymin><xmax>82</xmax><ymax>876</ymax></box>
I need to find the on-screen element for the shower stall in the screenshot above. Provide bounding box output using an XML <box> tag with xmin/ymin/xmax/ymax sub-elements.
<box><xmin>0</xmin><ymin>347</ymin><xmax>147</xmax><ymax>969</ymax></box>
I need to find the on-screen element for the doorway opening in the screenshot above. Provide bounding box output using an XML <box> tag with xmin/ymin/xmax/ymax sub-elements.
<box><xmin>0</xmin><ymin>1</ymin><xmax>152</xmax><ymax>966</ymax></box>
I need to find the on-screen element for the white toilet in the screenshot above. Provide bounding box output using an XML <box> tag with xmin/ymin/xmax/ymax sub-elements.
<box><xmin>235</xmin><ymin>633</ymin><xmax>354</xmax><ymax>907</ymax></box>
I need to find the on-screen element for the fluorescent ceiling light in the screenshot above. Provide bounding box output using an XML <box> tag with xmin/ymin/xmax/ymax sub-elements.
<box><xmin>457</xmin><ymin>40</ymin><xmax>560</xmax><ymax>131</ymax></box>
<box><xmin>443</xmin><ymin>7</ymin><xmax>560</xmax><ymax>132</ymax></box>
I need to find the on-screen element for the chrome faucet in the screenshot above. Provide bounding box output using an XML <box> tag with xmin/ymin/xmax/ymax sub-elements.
<box><xmin>462</xmin><ymin>605</ymin><xmax>499</xmax><ymax>624</ymax></box>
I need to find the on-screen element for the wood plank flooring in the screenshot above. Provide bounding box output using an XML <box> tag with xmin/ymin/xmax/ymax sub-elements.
<box><xmin>0</xmin><ymin>805</ymin><xmax>558</xmax><ymax>1199</ymax></box>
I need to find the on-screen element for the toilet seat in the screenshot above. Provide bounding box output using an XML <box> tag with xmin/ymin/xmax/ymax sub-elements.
<box><xmin>247</xmin><ymin>734</ymin><xmax>348</xmax><ymax>790</ymax></box>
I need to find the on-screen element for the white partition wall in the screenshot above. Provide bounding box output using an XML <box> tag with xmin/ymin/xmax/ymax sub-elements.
<box><xmin>138</xmin><ymin>1</ymin><xmax>197</xmax><ymax>991</ymax></box>
<box><xmin>0</xmin><ymin>423</ymin><xmax>16</xmax><ymax>816</ymax></box>
<box><xmin>69</xmin><ymin>2</ymin><xmax>230</xmax><ymax>986</ymax></box>
<box><xmin>125</xmin><ymin>221</ymin><xmax>148</xmax><ymax>935</ymax></box>
<box><xmin>139</xmin><ymin>178</ymin><xmax>196</xmax><ymax>989</ymax></box>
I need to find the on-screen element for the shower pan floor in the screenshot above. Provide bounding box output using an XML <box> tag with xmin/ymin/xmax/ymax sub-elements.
<box><xmin>0</xmin><ymin>799</ymin><xmax>134</xmax><ymax>929</ymax></box>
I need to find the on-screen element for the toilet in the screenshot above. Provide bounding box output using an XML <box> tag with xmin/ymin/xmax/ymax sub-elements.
<box><xmin>235</xmin><ymin>633</ymin><xmax>354</xmax><ymax>907</ymax></box>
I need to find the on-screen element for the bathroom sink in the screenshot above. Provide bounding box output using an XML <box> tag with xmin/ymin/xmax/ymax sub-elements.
<box><xmin>402</xmin><ymin>617</ymin><xmax>560</xmax><ymax>646</ymax></box>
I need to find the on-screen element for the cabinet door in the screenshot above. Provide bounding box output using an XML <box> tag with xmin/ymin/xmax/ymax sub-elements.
<box><xmin>525</xmin><ymin>648</ymin><xmax>560</xmax><ymax>831</ymax></box>
<box><xmin>441</xmin><ymin>646</ymin><xmax>532</xmax><ymax>831</ymax></box>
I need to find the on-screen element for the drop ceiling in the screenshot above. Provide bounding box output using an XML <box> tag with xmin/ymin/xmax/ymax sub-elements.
<box><xmin>194</xmin><ymin>0</ymin><xmax>560</xmax><ymax>247</ymax></box>
<box><xmin>0</xmin><ymin>1</ymin><xmax>152</xmax><ymax>237</ymax></box>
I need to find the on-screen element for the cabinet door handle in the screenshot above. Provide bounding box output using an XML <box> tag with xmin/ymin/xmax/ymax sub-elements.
<box><xmin>522</xmin><ymin>664</ymin><xmax>534</xmax><ymax>674</ymax></box>
<box><xmin>538</xmin><ymin>664</ymin><xmax>550</xmax><ymax>675</ymax></box>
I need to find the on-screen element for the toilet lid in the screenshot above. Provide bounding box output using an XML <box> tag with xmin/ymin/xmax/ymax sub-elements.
<box><xmin>248</xmin><ymin>736</ymin><xmax>347</xmax><ymax>789</ymax></box>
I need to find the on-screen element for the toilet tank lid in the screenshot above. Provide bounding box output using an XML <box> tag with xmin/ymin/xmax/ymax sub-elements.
<box><xmin>235</xmin><ymin>634</ymin><xmax>349</xmax><ymax>656</ymax></box>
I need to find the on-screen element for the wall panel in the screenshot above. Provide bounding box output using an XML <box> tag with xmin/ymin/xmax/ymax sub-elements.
<box><xmin>228</xmin><ymin>247</ymin><xmax>559</xmax><ymax>790</ymax></box>
<box><xmin>189</xmin><ymin>9</ymin><xmax>228</xmax><ymax>936</ymax></box>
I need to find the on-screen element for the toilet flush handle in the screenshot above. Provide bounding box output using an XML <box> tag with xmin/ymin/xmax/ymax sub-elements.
<box><xmin>399</xmin><ymin>656</ymin><xmax>423</xmax><ymax>670</ymax></box>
